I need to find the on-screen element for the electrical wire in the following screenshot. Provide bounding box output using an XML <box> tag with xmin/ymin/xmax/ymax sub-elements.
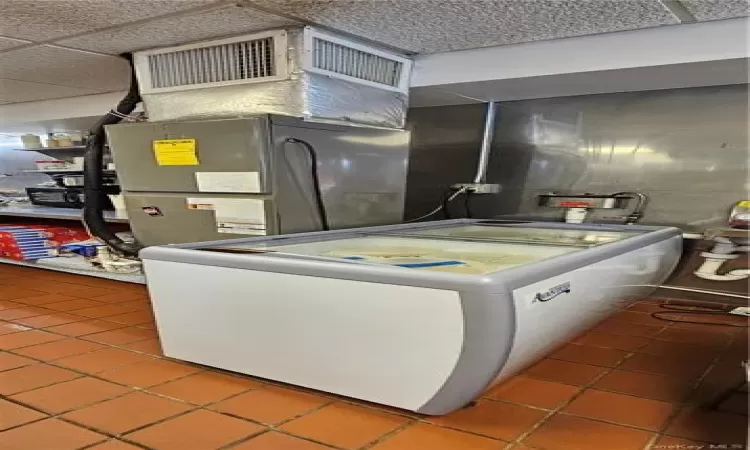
<box><xmin>650</xmin><ymin>303</ymin><xmax>749</xmax><ymax>327</ymax></box>
<box><xmin>283</xmin><ymin>138</ymin><xmax>330</xmax><ymax>231</ymax></box>
<box><xmin>406</xmin><ymin>186</ymin><xmax>468</xmax><ymax>223</ymax></box>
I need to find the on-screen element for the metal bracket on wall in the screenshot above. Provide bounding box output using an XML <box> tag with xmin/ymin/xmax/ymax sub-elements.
<box><xmin>451</xmin><ymin>183</ymin><xmax>502</xmax><ymax>194</ymax></box>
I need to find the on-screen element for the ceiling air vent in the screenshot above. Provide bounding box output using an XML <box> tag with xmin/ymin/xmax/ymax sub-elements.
<box><xmin>134</xmin><ymin>30</ymin><xmax>289</xmax><ymax>94</ymax></box>
<box><xmin>303</xmin><ymin>29</ymin><xmax>411</xmax><ymax>93</ymax></box>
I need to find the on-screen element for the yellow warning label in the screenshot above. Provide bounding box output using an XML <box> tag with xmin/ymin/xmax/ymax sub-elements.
<box><xmin>153</xmin><ymin>139</ymin><xmax>198</xmax><ymax>166</ymax></box>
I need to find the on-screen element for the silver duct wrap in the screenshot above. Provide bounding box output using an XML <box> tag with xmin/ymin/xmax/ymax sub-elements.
<box><xmin>139</xmin><ymin>30</ymin><xmax>408</xmax><ymax>129</ymax></box>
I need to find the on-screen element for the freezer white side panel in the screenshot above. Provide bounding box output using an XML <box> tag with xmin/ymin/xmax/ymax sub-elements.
<box><xmin>144</xmin><ymin>260</ymin><xmax>465</xmax><ymax>410</ymax></box>
<box><xmin>493</xmin><ymin>236</ymin><xmax>680</xmax><ymax>383</ymax></box>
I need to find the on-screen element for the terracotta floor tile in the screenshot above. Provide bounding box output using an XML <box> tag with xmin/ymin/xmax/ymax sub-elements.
<box><xmin>485</xmin><ymin>376</ymin><xmax>581</xmax><ymax>409</ymax></box>
<box><xmin>126</xmin><ymin>409</ymin><xmax>264</xmax><ymax>450</ymax></box>
<box><xmin>0</xmin><ymin>322</ymin><xmax>31</xmax><ymax>335</ymax></box>
<box><xmin>62</xmin><ymin>391</ymin><xmax>193</xmax><ymax>434</ymax></box>
<box><xmin>13</xmin><ymin>338</ymin><xmax>106</xmax><ymax>361</ymax></box>
<box><xmin>690</xmin><ymin>364</ymin><xmax>747</xmax><ymax>406</ymax></box>
<box><xmin>118</xmin><ymin>299</ymin><xmax>151</xmax><ymax>310</ymax></box>
<box><xmin>562</xmin><ymin>389</ymin><xmax>676</xmax><ymax>430</ymax></box>
<box><xmin>717</xmin><ymin>392</ymin><xmax>748</xmax><ymax>416</ymax></box>
<box><xmin>91</xmin><ymin>292</ymin><xmax>149</xmax><ymax>304</ymax></box>
<box><xmin>573</xmin><ymin>331</ymin><xmax>650</xmax><ymax>351</ymax></box>
<box><xmin>664</xmin><ymin>407</ymin><xmax>748</xmax><ymax>445</ymax></box>
<box><xmin>626</xmin><ymin>302</ymin><xmax>667</xmax><ymax>314</ymax></box>
<box><xmin>523</xmin><ymin>414</ymin><xmax>654</xmax><ymax>450</ymax></box>
<box><xmin>611</xmin><ymin>310</ymin><xmax>670</xmax><ymax>327</ymax></box>
<box><xmin>637</xmin><ymin>339</ymin><xmax>719</xmax><ymax>358</ymax></box>
<box><xmin>81</xmin><ymin>326</ymin><xmax>157</xmax><ymax>345</ymax></box>
<box><xmin>72</xmin><ymin>304</ymin><xmax>140</xmax><ymax>318</ymax></box>
<box><xmin>121</xmin><ymin>338</ymin><xmax>163</xmax><ymax>356</ymax></box>
<box><xmin>0</xmin><ymin>300</ymin><xmax>24</xmax><ymax>311</ymax></box>
<box><xmin>0</xmin><ymin>288</ymin><xmax>48</xmax><ymax>301</ymax></box>
<box><xmin>55</xmin><ymin>347</ymin><xmax>155</xmax><ymax>373</ymax></box>
<box><xmin>429</xmin><ymin>399</ymin><xmax>546</xmax><ymax>441</ymax></box>
<box><xmin>98</xmin><ymin>358</ymin><xmax>201</xmax><ymax>387</ymax></box>
<box><xmin>64</xmin><ymin>287</ymin><xmax>118</xmax><ymax>299</ymax></box>
<box><xmin>0</xmin><ymin>363</ymin><xmax>81</xmax><ymax>395</ymax></box>
<box><xmin>0</xmin><ymin>329</ymin><xmax>65</xmax><ymax>349</ymax></box>
<box><xmin>0</xmin><ymin>351</ymin><xmax>37</xmax><ymax>371</ymax></box>
<box><xmin>281</xmin><ymin>403</ymin><xmax>409</xmax><ymax>450</ymax></box>
<box><xmin>0</xmin><ymin>399</ymin><xmax>47</xmax><ymax>431</ymax></box>
<box><xmin>549</xmin><ymin>343</ymin><xmax>629</xmax><ymax>368</ymax></box>
<box><xmin>149</xmin><ymin>371</ymin><xmax>262</xmax><ymax>405</ymax></box>
<box><xmin>42</xmin><ymin>299</ymin><xmax>107</xmax><ymax>311</ymax></box>
<box><xmin>43</xmin><ymin>319</ymin><xmax>127</xmax><ymax>337</ymax></box>
<box><xmin>591</xmin><ymin>319</ymin><xmax>666</xmax><ymax>338</ymax></box>
<box><xmin>11</xmin><ymin>312</ymin><xmax>87</xmax><ymax>328</ymax></box>
<box><xmin>0</xmin><ymin>418</ymin><xmax>106</xmax><ymax>450</ymax></box>
<box><xmin>594</xmin><ymin>370</ymin><xmax>695</xmax><ymax>403</ymax></box>
<box><xmin>103</xmin><ymin>310</ymin><xmax>155</xmax><ymax>326</ymax></box>
<box><xmin>212</xmin><ymin>385</ymin><xmax>329</xmax><ymax>424</ymax></box>
<box><xmin>10</xmin><ymin>293</ymin><xmax>79</xmax><ymax>306</ymax></box>
<box><xmin>3</xmin><ymin>280</ymin><xmax>85</xmax><ymax>294</ymax></box>
<box><xmin>655</xmin><ymin>328</ymin><xmax>733</xmax><ymax>349</ymax></box>
<box><xmin>523</xmin><ymin>359</ymin><xmax>608</xmax><ymax>386</ymax></box>
<box><xmin>10</xmin><ymin>376</ymin><xmax>131</xmax><ymax>413</ymax></box>
<box><xmin>0</xmin><ymin>300</ymin><xmax>24</xmax><ymax>310</ymax></box>
<box><xmin>370</xmin><ymin>423</ymin><xmax>503</xmax><ymax>450</ymax></box>
<box><xmin>0</xmin><ymin>306</ymin><xmax>54</xmax><ymax>321</ymax></box>
<box><xmin>230</xmin><ymin>431</ymin><xmax>338</xmax><ymax>450</ymax></box>
<box><xmin>650</xmin><ymin>435</ymin><xmax>711</xmax><ymax>448</ymax></box>
<box><xmin>85</xmin><ymin>440</ymin><xmax>144</xmax><ymax>450</ymax></box>
<box><xmin>619</xmin><ymin>353</ymin><xmax>713</xmax><ymax>379</ymax></box>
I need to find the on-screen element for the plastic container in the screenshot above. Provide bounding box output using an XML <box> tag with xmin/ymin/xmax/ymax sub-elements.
<box><xmin>20</xmin><ymin>134</ymin><xmax>42</xmax><ymax>149</ymax></box>
<box><xmin>35</xmin><ymin>160</ymin><xmax>68</xmax><ymax>171</ymax></box>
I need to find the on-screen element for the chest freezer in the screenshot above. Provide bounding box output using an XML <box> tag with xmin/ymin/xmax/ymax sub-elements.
<box><xmin>140</xmin><ymin>219</ymin><xmax>682</xmax><ymax>415</ymax></box>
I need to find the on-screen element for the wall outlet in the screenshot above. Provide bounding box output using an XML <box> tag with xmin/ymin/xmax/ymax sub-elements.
<box><xmin>451</xmin><ymin>183</ymin><xmax>502</xmax><ymax>194</ymax></box>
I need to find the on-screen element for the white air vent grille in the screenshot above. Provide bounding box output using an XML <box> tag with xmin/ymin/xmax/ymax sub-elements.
<box><xmin>148</xmin><ymin>37</ymin><xmax>274</xmax><ymax>89</ymax></box>
<box><xmin>312</xmin><ymin>38</ymin><xmax>402</xmax><ymax>88</ymax></box>
<box><xmin>303</xmin><ymin>28</ymin><xmax>411</xmax><ymax>93</ymax></box>
<box><xmin>134</xmin><ymin>30</ymin><xmax>289</xmax><ymax>94</ymax></box>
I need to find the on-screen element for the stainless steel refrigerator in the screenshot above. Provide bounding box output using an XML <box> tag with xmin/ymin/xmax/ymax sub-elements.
<box><xmin>105</xmin><ymin>115</ymin><xmax>409</xmax><ymax>246</ymax></box>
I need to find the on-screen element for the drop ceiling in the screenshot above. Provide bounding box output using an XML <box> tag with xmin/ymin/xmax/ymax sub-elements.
<box><xmin>0</xmin><ymin>0</ymin><xmax>747</xmax><ymax>106</ymax></box>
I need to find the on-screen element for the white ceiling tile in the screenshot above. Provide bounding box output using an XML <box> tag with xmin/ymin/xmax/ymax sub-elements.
<box><xmin>56</xmin><ymin>4</ymin><xmax>300</xmax><ymax>55</ymax></box>
<box><xmin>0</xmin><ymin>45</ymin><xmax>130</xmax><ymax>91</ymax></box>
<box><xmin>0</xmin><ymin>0</ymin><xmax>223</xmax><ymax>42</ymax></box>
<box><xmin>0</xmin><ymin>78</ymin><xmax>103</xmax><ymax>104</ymax></box>
<box><xmin>680</xmin><ymin>0</ymin><xmax>750</xmax><ymax>20</ymax></box>
<box><xmin>252</xmin><ymin>0</ymin><xmax>680</xmax><ymax>53</ymax></box>
<box><xmin>0</xmin><ymin>36</ymin><xmax>31</xmax><ymax>52</ymax></box>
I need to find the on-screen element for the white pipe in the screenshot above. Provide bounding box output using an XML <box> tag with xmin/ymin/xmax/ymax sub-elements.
<box><xmin>694</xmin><ymin>253</ymin><xmax>750</xmax><ymax>281</ymax></box>
<box><xmin>472</xmin><ymin>102</ymin><xmax>498</xmax><ymax>184</ymax></box>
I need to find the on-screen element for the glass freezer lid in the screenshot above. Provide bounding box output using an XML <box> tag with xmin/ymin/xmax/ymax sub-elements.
<box><xmin>200</xmin><ymin>234</ymin><xmax>583</xmax><ymax>275</ymax></box>
<box><xmin>385</xmin><ymin>224</ymin><xmax>643</xmax><ymax>247</ymax></box>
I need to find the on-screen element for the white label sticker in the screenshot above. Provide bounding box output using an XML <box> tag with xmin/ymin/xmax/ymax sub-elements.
<box><xmin>186</xmin><ymin>197</ymin><xmax>267</xmax><ymax>235</ymax></box>
<box><xmin>195</xmin><ymin>172</ymin><xmax>261</xmax><ymax>193</ymax></box>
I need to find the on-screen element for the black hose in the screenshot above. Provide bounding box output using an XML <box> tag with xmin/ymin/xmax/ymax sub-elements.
<box><xmin>283</xmin><ymin>138</ymin><xmax>330</xmax><ymax>231</ymax></box>
<box><xmin>83</xmin><ymin>54</ymin><xmax>143</xmax><ymax>257</ymax></box>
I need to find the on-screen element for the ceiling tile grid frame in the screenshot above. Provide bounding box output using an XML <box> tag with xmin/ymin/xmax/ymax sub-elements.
<box><xmin>0</xmin><ymin>0</ymin><xmax>228</xmax><ymax>42</ymax></box>
<box><xmin>0</xmin><ymin>36</ymin><xmax>32</xmax><ymax>52</ymax></box>
<box><xmin>680</xmin><ymin>0</ymin><xmax>750</xmax><ymax>20</ymax></box>
<box><xmin>56</xmin><ymin>3</ymin><xmax>301</xmax><ymax>55</ymax></box>
<box><xmin>248</xmin><ymin>0</ymin><xmax>682</xmax><ymax>53</ymax></box>
<box><xmin>0</xmin><ymin>45</ymin><xmax>131</xmax><ymax>91</ymax></box>
<box><xmin>0</xmin><ymin>78</ymin><xmax>104</xmax><ymax>104</ymax></box>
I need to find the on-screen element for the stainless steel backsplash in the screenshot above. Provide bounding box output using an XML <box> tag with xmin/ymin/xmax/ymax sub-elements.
<box><xmin>405</xmin><ymin>84</ymin><xmax>749</xmax><ymax>230</ymax></box>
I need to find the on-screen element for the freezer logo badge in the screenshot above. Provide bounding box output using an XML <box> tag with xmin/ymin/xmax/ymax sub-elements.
<box><xmin>533</xmin><ymin>282</ymin><xmax>571</xmax><ymax>303</ymax></box>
